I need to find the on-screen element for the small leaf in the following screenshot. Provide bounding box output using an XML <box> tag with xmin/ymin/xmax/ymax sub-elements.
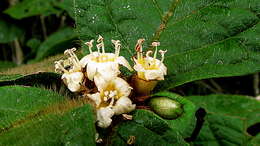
<box><xmin>186</xmin><ymin>94</ymin><xmax>260</xmax><ymax>145</ymax></box>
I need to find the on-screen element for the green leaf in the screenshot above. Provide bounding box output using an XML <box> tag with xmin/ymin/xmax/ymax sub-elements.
<box><xmin>4</xmin><ymin>0</ymin><xmax>62</xmax><ymax>19</ymax></box>
<box><xmin>0</xmin><ymin>86</ymin><xmax>96</xmax><ymax>146</ymax></box>
<box><xmin>249</xmin><ymin>134</ymin><xmax>260</xmax><ymax>146</ymax></box>
<box><xmin>0</xmin><ymin>72</ymin><xmax>73</xmax><ymax>98</ymax></box>
<box><xmin>26</xmin><ymin>38</ymin><xmax>41</xmax><ymax>51</ymax></box>
<box><xmin>0</xmin><ymin>20</ymin><xmax>24</xmax><ymax>43</ymax></box>
<box><xmin>75</xmin><ymin>0</ymin><xmax>260</xmax><ymax>90</ymax></box>
<box><xmin>111</xmin><ymin>121</ymin><xmax>188</xmax><ymax>146</ymax></box>
<box><xmin>35</xmin><ymin>27</ymin><xmax>78</xmax><ymax>61</ymax></box>
<box><xmin>0</xmin><ymin>74</ymin><xmax>23</xmax><ymax>82</ymax></box>
<box><xmin>186</xmin><ymin>94</ymin><xmax>260</xmax><ymax>146</ymax></box>
<box><xmin>0</xmin><ymin>72</ymin><xmax>60</xmax><ymax>86</ymax></box>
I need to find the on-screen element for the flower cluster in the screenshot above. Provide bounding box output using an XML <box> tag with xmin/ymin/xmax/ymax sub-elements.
<box><xmin>54</xmin><ymin>36</ymin><xmax>167</xmax><ymax>128</ymax></box>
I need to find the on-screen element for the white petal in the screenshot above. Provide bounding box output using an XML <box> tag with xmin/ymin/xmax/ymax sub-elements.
<box><xmin>113</xmin><ymin>77</ymin><xmax>132</xmax><ymax>97</ymax></box>
<box><xmin>87</xmin><ymin>61</ymin><xmax>97</xmax><ymax>81</ymax></box>
<box><xmin>160</xmin><ymin>63</ymin><xmax>167</xmax><ymax>75</ymax></box>
<box><xmin>97</xmin><ymin>62</ymin><xmax>119</xmax><ymax>80</ymax></box>
<box><xmin>94</xmin><ymin>75</ymin><xmax>107</xmax><ymax>91</ymax></box>
<box><xmin>117</xmin><ymin>56</ymin><xmax>133</xmax><ymax>71</ymax></box>
<box><xmin>87</xmin><ymin>92</ymin><xmax>101</xmax><ymax>107</ymax></box>
<box><xmin>96</xmin><ymin>107</ymin><xmax>114</xmax><ymax>128</ymax></box>
<box><xmin>62</xmin><ymin>72</ymin><xmax>84</xmax><ymax>92</ymax></box>
<box><xmin>79</xmin><ymin>54</ymin><xmax>92</xmax><ymax>68</ymax></box>
<box><xmin>144</xmin><ymin>70</ymin><xmax>164</xmax><ymax>80</ymax></box>
<box><xmin>133</xmin><ymin>63</ymin><xmax>145</xmax><ymax>72</ymax></box>
<box><xmin>113</xmin><ymin>97</ymin><xmax>136</xmax><ymax>115</ymax></box>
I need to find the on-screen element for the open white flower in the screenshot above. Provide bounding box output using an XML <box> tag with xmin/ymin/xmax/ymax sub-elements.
<box><xmin>54</xmin><ymin>48</ymin><xmax>84</xmax><ymax>92</ymax></box>
<box><xmin>87</xmin><ymin>76</ymin><xmax>135</xmax><ymax>128</ymax></box>
<box><xmin>133</xmin><ymin>40</ymin><xmax>167</xmax><ymax>81</ymax></box>
<box><xmin>80</xmin><ymin>35</ymin><xmax>133</xmax><ymax>81</ymax></box>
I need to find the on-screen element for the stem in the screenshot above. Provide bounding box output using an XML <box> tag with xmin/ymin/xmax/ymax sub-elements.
<box><xmin>40</xmin><ymin>15</ymin><xmax>47</xmax><ymax>39</ymax></box>
<box><xmin>13</xmin><ymin>39</ymin><xmax>24</xmax><ymax>65</ymax></box>
<box><xmin>60</xmin><ymin>15</ymin><xmax>66</xmax><ymax>28</ymax></box>
<box><xmin>253</xmin><ymin>73</ymin><xmax>259</xmax><ymax>96</ymax></box>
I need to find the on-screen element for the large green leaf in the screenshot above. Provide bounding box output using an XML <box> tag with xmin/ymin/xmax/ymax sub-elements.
<box><xmin>75</xmin><ymin>0</ymin><xmax>260</xmax><ymax>90</ymax></box>
<box><xmin>0</xmin><ymin>20</ymin><xmax>24</xmax><ymax>43</ymax></box>
<box><xmin>4</xmin><ymin>0</ymin><xmax>62</xmax><ymax>19</ymax></box>
<box><xmin>35</xmin><ymin>27</ymin><xmax>78</xmax><ymax>61</ymax></box>
<box><xmin>186</xmin><ymin>94</ymin><xmax>260</xmax><ymax>146</ymax></box>
<box><xmin>0</xmin><ymin>86</ymin><xmax>96</xmax><ymax>145</ymax></box>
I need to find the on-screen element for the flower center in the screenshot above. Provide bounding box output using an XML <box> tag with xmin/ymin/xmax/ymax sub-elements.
<box><xmin>91</xmin><ymin>54</ymin><xmax>116</xmax><ymax>63</ymax></box>
<box><xmin>138</xmin><ymin>59</ymin><xmax>159</xmax><ymax>70</ymax></box>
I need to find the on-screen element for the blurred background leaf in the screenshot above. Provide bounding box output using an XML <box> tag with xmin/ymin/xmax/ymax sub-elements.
<box><xmin>34</xmin><ymin>27</ymin><xmax>78</xmax><ymax>61</ymax></box>
<box><xmin>0</xmin><ymin>19</ymin><xmax>24</xmax><ymax>43</ymax></box>
<box><xmin>4</xmin><ymin>0</ymin><xmax>62</xmax><ymax>19</ymax></box>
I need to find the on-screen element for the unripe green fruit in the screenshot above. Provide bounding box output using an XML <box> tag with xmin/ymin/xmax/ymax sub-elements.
<box><xmin>149</xmin><ymin>97</ymin><xmax>183</xmax><ymax>119</ymax></box>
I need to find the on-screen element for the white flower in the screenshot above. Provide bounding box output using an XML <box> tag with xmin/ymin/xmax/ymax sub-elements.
<box><xmin>87</xmin><ymin>76</ymin><xmax>135</xmax><ymax>128</ymax></box>
<box><xmin>80</xmin><ymin>35</ymin><xmax>133</xmax><ymax>81</ymax></box>
<box><xmin>133</xmin><ymin>39</ymin><xmax>167</xmax><ymax>81</ymax></box>
<box><xmin>96</xmin><ymin>106</ymin><xmax>114</xmax><ymax>128</ymax></box>
<box><xmin>113</xmin><ymin>97</ymin><xmax>136</xmax><ymax>115</ymax></box>
<box><xmin>54</xmin><ymin>48</ymin><xmax>84</xmax><ymax>92</ymax></box>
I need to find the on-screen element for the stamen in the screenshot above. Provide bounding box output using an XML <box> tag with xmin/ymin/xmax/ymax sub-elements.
<box><xmin>112</xmin><ymin>40</ymin><xmax>121</xmax><ymax>57</ymax></box>
<box><xmin>96</xmin><ymin>43</ymin><xmax>101</xmax><ymax>54</ymax></box>
<box><xmin>159</xmin><ymin>50</ymin><xmax>167</xmax><ymax>63</ymax></box>
<box><xmin>135</xmin><ymin>39</ymin><xmax>145</xmax><ymax>61</ymax></box>
<box><xmin>64</xmin><ymin>48</ymin><xmax>80</xmax><ymax>63</ymax></box>
<box><xmin>97</xmin><ymin>35</ymin><xmax>105</xmax><ymax>53</ymax></box>
<box><xmin>152</xmin><ymin>42</ymin><xmax>160</xmax><ymax>59</ymax></box>
<box><xmin>54</xmin><ymin>60</ymin><xmax>68</xmax><ymax>73</ymax></box>
<box><xmin>85</xmin><ymin>40</ymin><xmax>94</xmax><ymax>53</ymax></box>
<box><xmin>109</xmin><ymin>97</ymin><xmax>115</xmax><ymax>107</ymax></box>
<box><xmin>146</xmin><ymin>50</ymin><xmax>153</xmax><ymax>57</ymax></box>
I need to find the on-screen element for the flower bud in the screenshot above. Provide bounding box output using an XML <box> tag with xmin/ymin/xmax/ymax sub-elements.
<box><xmin>149</xmin><ymin>97</ymin><xmax>183</xmax><ymax>119</ymax></box>
<box><xmin>131</xmin><ymin>74</ymin><xmax>158</xmax><ymax>96</ymax></box>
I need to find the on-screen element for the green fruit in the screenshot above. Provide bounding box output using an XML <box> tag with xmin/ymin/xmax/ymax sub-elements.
<box><xmin>149</xmin><ymin>97</ymin><xmax>183</xmax><ymax>119</ymax></box>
